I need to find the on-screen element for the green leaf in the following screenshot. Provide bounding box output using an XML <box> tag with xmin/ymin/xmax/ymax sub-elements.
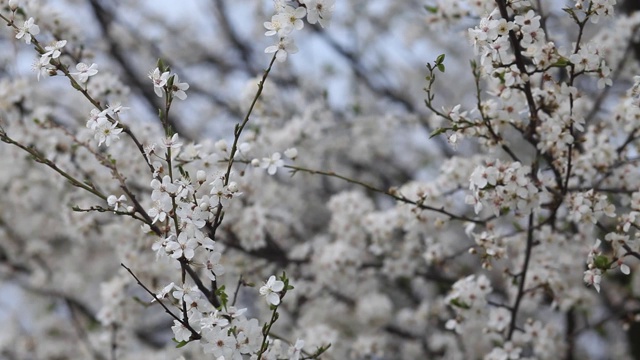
<box><xmin>70</xmin><ymin>78</ymin><xmax>83</xmax><ymax>91</ymax></box>
<box><xmin>15</xmin><ymin>8</ymin><xmax>27</xmax><ymax>17</ymax></box>
<box><xmin>436</xmin><ymin>53</ymin><xmax>446</xmax><ymax>65</ymax></box>
<box><xmin>437</xmin><ymin>63</ymin><xmax>445</xmax><ymax>73</ymax></box>
<box><xmin>429</xmin><ymin>127</ymin><xmax>448</xmax><ymax>139</ymax></box>
<box><xmin>166</xmin><ymin>74</ymin><xmax>175</xmax><ymax>90</ymax></box>
<box><xmin>156</xmin><ymin>58</ymin><xmax>166</xmax><ymax>72</ymax></box>
<box><xmin>174</xmin><ymin>340</ymin><xmax>188</xmax><ymax>348</ymax></box>
<box><xmin>449</xmin><ymin>298</ymin><xmax>470</xmax><ymax>309</ymax></box>
<box><xmin>351</xmin><ymin>103</ymin><xmax>362</xmax><ymax>115</ymax></box>
<box><xmin>132</xmin><ymin>296</ymin><xmax>152</xmax><ymax>307</ymax></box>
<box><xmin>215</xmin><ymin>285</ymin><xmax>229</xmax><ymax>308</ymax></box>
<box><xmin>593</xmin><ymin>255</ymin><xmax>610</xmax><ymax>270</ymax></box>
<box><xmin>178</xmin><ymin>166</ymin><xmax>188</xmax><ymax>179</ymax></box>
<box><xmin>561</xmin><ymin>7</ymin><xmax>574</xmax><ymax>16</ymax></box>
<box><xmin>424</xmin><ymin>5</ymin><xmax>438</xmax><ymax>14</ymax></box>
<box><xmin>552</xmin><ymin>57</ymin><xmax>570</xmax><ymax>67</ymax></box>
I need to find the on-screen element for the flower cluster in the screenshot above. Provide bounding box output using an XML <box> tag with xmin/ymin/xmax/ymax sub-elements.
<box><xmin>467</xmin><ymin>161</ymin><xmax>546</xmax><ymax>217</ymax></box>
<box><xmin>148</xmin><ymin>67</ymin><xmax>189</xmax><ymax>100</ymax></box>
<box><xmin>85</xmin><ymin>106</ymin><xmax>124</xmax><ymax>147</ymax></box>
<box><xmin>444</xmin><ymin>274</ymin><xmax>493</xmax><ymax>333</ymax></box>
<box><xmin>264</xmin><ymin>0</ymin><xmax>335</xmax><ymax>62</ymax></box>
<box><xmin>567</xmin><ymin>189</ymin><xmax>616</xmax><ymax>224</ymax></box>
<box><xmin>33</xmin><ymin>39</ymin><xmax>67</xmax><ymax>81</ymax></box>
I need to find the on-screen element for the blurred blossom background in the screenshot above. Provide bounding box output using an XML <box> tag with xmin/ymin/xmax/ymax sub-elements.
<box><xmin>1</xmin><ymin>0</ymin><xmax>640</xmax><ymax>359</ymax></box>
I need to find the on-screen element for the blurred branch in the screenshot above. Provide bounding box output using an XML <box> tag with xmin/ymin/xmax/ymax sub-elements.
<box><xmin>309</xmin><ymin>25</ymin><xmax>456</xmax><ymax>157</ymax></box>
<box><xmin>212</xmin><ymin>0</ymin><xmax>255</xmax><ymax>73</ymax></box>
<box><xmin>86</xmin><ymin>0</ymin><xmax>188</xmax><ymax>138</ymax></box>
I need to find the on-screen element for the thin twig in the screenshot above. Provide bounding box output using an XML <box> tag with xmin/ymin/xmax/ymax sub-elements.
<box><xmin>286</xmin><ymin>164</ymin><xmax>488</xmax><ymax>224</ymax></box>
<box><xmin>121</xmin><ymin>263</ymin><xmax>202</xmax><ymax>340</ymax></box>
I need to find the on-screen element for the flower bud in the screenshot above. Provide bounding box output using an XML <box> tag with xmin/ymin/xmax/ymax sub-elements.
<box><xmin>196</xmin><ymin>170</ymin><xmax>207</xmax><ymax>183</ymax></box>
<box><xmin>228</xmin><ymin>181</ymin><xmax>239</xmax><ymax>193</ymax></box>
<box><xmin>215</xmin><ymin>139</ymin><xmax>228</xmax><ymax>153</ymax></box>
<box><xmin>284</xmin><ymin>147</ymin><xmax>298</xmax><ymax>159</ymax></box>
<box><xmin>239</xmin><ymin>142</ymin><xmax>251</xmax><ymax>154</ymax></box>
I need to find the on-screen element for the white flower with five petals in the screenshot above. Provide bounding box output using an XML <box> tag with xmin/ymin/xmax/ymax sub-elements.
<box><xmin>259</xmin><ymin>275</ymin><xmax>284</xmax><ymax>306</ymax></box>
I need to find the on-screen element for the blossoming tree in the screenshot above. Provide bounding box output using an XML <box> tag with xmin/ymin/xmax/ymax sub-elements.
<box><xmin>0</xmin><ymin>0</ymin><xmax>639</xmax><ymax>359</ymax></box>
